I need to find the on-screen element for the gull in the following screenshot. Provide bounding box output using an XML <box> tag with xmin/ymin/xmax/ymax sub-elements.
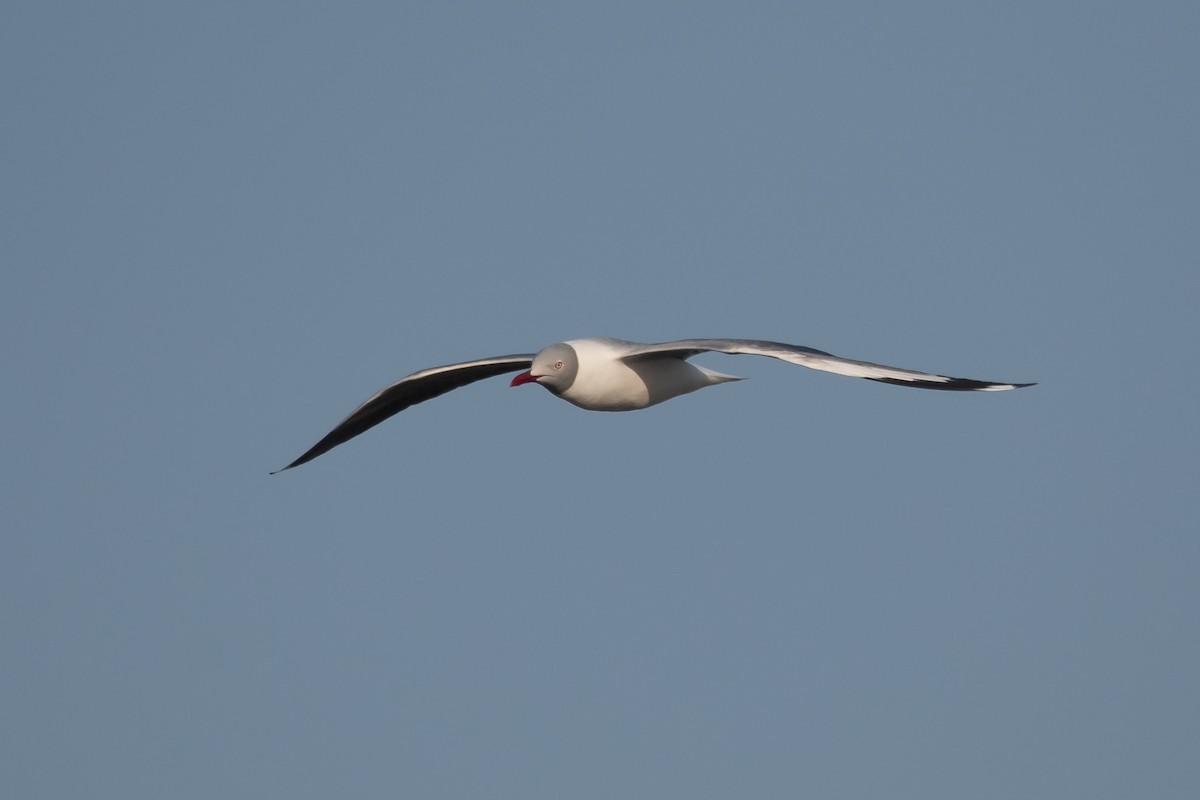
<box><xmin>274</xmin><ymin>336</ymin><xmax>1033</xmax><ymax>472</ymax></box>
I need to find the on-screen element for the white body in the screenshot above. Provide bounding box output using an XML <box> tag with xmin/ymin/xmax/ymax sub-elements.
<box><xmin>555</xmin><ymin>338</ymin><xmax>741</xmax><ymax>411</ymax></box>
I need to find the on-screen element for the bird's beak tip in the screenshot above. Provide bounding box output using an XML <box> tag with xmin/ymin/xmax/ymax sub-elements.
<box><xmin>510</xmin><ymin>370</ymin><xmax>536</xmax><ymax>388</ymax></box>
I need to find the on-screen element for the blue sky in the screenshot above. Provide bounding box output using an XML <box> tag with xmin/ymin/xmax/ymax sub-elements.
<box><xmin>3</xmin><ymin>2</ymin><xmax>1197</xmax><ymax>798</ymax></box>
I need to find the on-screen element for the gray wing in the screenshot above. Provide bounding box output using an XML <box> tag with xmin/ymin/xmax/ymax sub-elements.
<box><xmin>621</xmin><ymin>339</ymin><xmax>1034</xmax><ymax>392</ymax></box>
<box><xmin>274</xmin><ymin>354</ymin><xmax>534</xmax><ymax>472</ymax></box>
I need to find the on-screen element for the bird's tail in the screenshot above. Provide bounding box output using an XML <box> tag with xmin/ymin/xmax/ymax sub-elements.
<box><xmin>696</xmin><ymin>365</ymin><xmax>743</xmax><ymax>385</ymax></box>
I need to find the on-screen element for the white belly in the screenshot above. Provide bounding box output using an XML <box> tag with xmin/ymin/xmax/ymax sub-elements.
<box><xmin>556</xmin><ymin>339</ymin><xmax>740</xmax><ymax>411</ymax></box>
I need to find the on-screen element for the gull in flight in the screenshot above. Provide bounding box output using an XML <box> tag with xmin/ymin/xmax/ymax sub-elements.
<box><xmin>274</xmin><ymin>336</ymin><xmax>1033</xmax><ymax>472</ymax></box>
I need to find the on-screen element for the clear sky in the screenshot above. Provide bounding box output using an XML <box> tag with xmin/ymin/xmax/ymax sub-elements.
<box><xmin>3</xmin><ymin>2</ymin><xmax>1197</xmax><ymax>798</ymax></box>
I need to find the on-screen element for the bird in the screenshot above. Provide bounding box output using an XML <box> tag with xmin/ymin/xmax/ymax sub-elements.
<box><xmin>273</xmin><ymin>336</ymin><xmax>1034</xmax><ymax>472</ymax></box>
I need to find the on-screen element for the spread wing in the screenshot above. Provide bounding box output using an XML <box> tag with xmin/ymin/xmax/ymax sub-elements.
<box><xmin>274</xmin><ymin>354</ymin><xmax>534</xmax><ymax>472</ymax></box>
<box><xmin>621</xmin><ymin>339</ymin><xmax>1034</xmax><ymax>392</ymax></box>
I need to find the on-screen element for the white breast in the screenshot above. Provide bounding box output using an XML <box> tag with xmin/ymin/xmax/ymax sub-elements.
<box><xmin>557</xmin><ymin>338</ymin><xmax>739</xmax><ymax>411</ymax></box>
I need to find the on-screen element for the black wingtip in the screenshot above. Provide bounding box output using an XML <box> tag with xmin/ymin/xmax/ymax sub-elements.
<box><xmin>270</xmin><ymin>455</ymin><xmax>311</xmax><ymax>475</ymax></box>
<box><xmin>271</xmin><ymin>454</ymin><xmax>313</xmax><ymax>474</ymax></box>
<box><xmin>870</xmin><ymin>377</ymin><xmax>1038</xmax><ymax>391</ymax></box>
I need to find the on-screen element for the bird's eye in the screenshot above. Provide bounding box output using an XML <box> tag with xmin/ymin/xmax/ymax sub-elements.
<box><xmin>554</xmin><ymin>360</ymin><xmax>563</xmax><ymax>370</ymax></box>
